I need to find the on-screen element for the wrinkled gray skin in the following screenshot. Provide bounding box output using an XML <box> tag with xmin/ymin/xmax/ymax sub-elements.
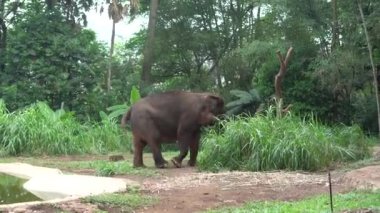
<box><xmin>121</xmin><ymin>91</ymin><xmax>224</xmax><ymax>168</ymax></box>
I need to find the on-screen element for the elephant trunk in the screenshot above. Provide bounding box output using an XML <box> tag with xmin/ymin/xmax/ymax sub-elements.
<box><xmin>120</xmin><ymin>109</ymin><xmax>132</xmax><ymax>127</ymax></box>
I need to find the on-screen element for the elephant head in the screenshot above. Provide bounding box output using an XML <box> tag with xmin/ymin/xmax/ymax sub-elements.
<box><xmin>199</xmin><ymin>94</ymin><xmax>224</xmax><ymax>125</ymax></box>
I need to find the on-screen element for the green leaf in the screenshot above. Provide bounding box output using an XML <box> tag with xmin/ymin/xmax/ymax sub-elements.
<box><xmin>107</xmin><ymin>107</ymin><xmax>129</xmax><ymax>120</ymax></box>
<box><xmin>99</xmin><ymin>111</ymin><xmax>109</xmax><ymax>122</ymax></box>
<box><xmin>130</xmin><ymin>86</ymin><xmax>141</xmax><ymax>105</ymax></box>
<box><xmin>230</xmin><ymin>90</ymin><xmax>251</xmax><ymax>99</ymax></box>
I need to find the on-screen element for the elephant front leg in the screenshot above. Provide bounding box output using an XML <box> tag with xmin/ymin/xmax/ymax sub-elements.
<box><xmin>188</xmin><ymin>138</ymin><xmax>200</xmax><ymax>166</ymax></box>
<box><xmin>172</xmin><ymin>133</ymin><xmax>197</xmax><ymax>168</ymax></box>
<box><xmin>149</xmin><ymin>142</ymin><xmax>168</xmax><ymax>168</ymax></box>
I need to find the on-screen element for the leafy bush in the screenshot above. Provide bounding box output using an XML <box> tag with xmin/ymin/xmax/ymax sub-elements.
<box><xmin>198</xmin><ymin>109</ymin><xmax>372</xmax><ymax>172</ymax></box>
<box><xmin>226</xmin><ymin>89</ymin><xmax>261</xmax><ymax>115</ymax></box>
<box><xmin>0</xmin><ymin>101</ymin><xmax>130</xmax><ymax>155</ymax></box>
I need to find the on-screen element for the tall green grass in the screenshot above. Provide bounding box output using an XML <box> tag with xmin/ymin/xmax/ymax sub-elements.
<box><xmin>0</xmin><ymin>100</ymin><xmax>131</xmax><ymax>155</ymax></box>
<box><xmin>198</xmin><ymin>111</ymin><xmax>372</xmax><ymax>172</ymax></box>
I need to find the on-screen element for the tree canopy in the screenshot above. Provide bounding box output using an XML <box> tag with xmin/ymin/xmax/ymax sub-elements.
<box><xmin>0</xmin><ymin>0</ymin><xmax>379</xmax><ymax>133</ymax></box>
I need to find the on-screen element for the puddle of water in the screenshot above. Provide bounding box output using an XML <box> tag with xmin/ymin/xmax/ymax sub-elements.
<box><xmin>0</xmin><ymin>173</ymin><xmax>41</xmax><ymax>204</ymax></box>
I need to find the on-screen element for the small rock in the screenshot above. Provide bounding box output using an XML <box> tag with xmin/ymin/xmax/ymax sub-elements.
<box><xmin>223</xmin><ymin>200</ymin><xmax>237</xmax><ymax>204</ymax></box>
<box><xmin>11</xmin><ymin>207</ymin><xmax>27</xmax><ymax>213</ymax></box>
<box><xmin>108</xmin><ymin>155</ymin><xmax>124</xmax><ymax>162</ymax></box>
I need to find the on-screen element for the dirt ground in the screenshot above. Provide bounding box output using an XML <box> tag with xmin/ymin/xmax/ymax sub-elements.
<box><xmin>3</xmin><ymin>146</ymin><xmax>380</xmax><ymax>213</ymax></box>
<box><xmin>134</xmin><ymin>168</ymin><xmax>352</xmax><ymax>213</ymax></box>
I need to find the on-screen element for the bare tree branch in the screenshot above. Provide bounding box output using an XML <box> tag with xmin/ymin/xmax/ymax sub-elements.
<box><xmin>357</xmin><ymin>0</ymin><xmax>380</xmax><ymax>136</ymax></box>
<box><xmin>275</xmin><ymin>47</ymin><xmax>293</xmax><ymax>100</ymax></box>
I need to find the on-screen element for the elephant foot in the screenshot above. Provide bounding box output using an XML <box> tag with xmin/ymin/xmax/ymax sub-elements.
<box><xmin>133</xmin><ymin>163</ymin><xmax>146</xmax><ymax>168</ymax></box>
<box><xmin>155</xmin><ymin>160</ymin><xmax>169</xmax><ymax>168</ymax></box>
<box><xmin>171</xmin><ymin>157</ymin><xmax>182</xmax><ymax>168</ymax></box>
<box><xmin>187</xmin><ymin>160</ymin><xmax>196</xmax><ymax>167</ymax></box>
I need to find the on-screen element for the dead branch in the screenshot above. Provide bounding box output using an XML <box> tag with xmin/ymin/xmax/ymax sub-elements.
<box><xmin>275</xmin><ymin>47</ymin><xmax>293</xmax><ymax>100</ymax></box>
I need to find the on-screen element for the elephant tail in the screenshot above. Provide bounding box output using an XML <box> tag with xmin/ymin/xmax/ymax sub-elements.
<box><xmin>120</xmin><ymin>108</ymin><xmax>132</xmax><ymax>128</ymax></box>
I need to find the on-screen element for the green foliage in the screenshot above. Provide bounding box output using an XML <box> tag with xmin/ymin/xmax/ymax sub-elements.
<box><xmin>222</xmin><ymin>41</ymin><xmax>283</xmax><ymax>93</ymax></box>
<box><xmin>352</xmin><ymin>87</ymin><xmax>379</xmax><ymax>133</ymax></box>
<box><xmin>84</xmin><ymin>192</ymin><xmax>156</xmax><ymax>212</ymax></box>
<box><xmin>129</xmin><ymin>85</ymin><xmax>141</xmax><ymax>105</ymax></box>
<box><xmin>198</xmin><ymin>110</ymin><xmax>372</xmax><ymax>172</ymax></box>
<box><xmin>0</xmin><ymin>101</ymin><xmax>130</xmax><ymax>156</ymax></box>
<box><xmin>1</xmin><ymin>1</ymin><xmax>108</xmax><ymax>119</ymax></box>
<box><xmin>104</xmin><ymin>104</ymin><xmax>129</xmax><ymax>121</ymax></box>
<box><xmin>207</xmin><ymin>190</ymin><xmax>380</xmax><ymax>213</ymax></box>
<box><xmin>1</xmin><ymin>0</ymin><xmax>379</xmax><ymax>134</ymax></box>
<box><xmin>226</xmin><ymin>89</ymin><xmax>261</xmax><ymax>115</ymax></box>
<box><xmin>309</xmin><ymin>49</ymin><xmax>370</xmax><ymax>124</ymax></box>
<box><xmin>99</xmin><ymin>85</ymin><xmax>141</xmax><ymax>121</ymax></box>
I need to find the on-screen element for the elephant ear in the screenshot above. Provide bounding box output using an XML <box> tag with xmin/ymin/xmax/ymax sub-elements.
<box><xmin>204</xmin><ymin>94</ymin><xmax>224</xmax><ymax>115</ymax></box>
<box><xmin>198</xmin><ymin>94</ymin><xmax>224</xmax><ymax>125</ymax></box>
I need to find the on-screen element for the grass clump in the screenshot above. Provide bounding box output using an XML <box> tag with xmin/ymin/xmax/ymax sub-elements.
<box><xmin>93</xmin><ymin>161</ymin><xmax>156</xmax><ymax>177</ymax></box>
<box><xmin>198</xmin><ymin>112</ymin><xmax>373</xmax><ymax>172</ymax></box>
<box><xmin>0</xmin><ymin>101</ymin><xmax>131</xmax><ymax>156</ymax></box>
<box><xmin>66</xmin><ymin>160</ymin><xmax>157</xmax><ymax>177</ymax></box>
<box><xmin>206</xmin><ymin>190</ymin><xmax>380</xmax><ymax>213</ymax></box>
<box><xmin>84</xmin><ymin>191</ymin><xmax>156</xmax><ymax>212</ymax></box>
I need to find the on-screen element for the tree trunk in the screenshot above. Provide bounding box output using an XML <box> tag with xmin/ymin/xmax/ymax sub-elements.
<box><xmin>0</xmin><ymin>0</ymin><xmax>7</xmax><ymax>72</ymax></box>
<box><xmin>275</xmin><ymin>47</ymin><xmax>293</xmax><ymax>118</ymax></box>
<box><xmin>141</xmin><ymin>0</ymin><xmax>159</xmax><ymax>89</ymax></box>
<box><xmin>357</xmin><ymin>0</ymin><xmax>380</xmax><ymax>136</ymax></box>
<box><xmin>255</xmin><ymin>1</ymin><xmax>262</xmax><ymax>40</ymax></box>
<box><xmin>107</xmin><ymin>20</ymin><xmax>116</xmax><ymax>92</ymax></box>
<box><xmin>331</xmin><ymin>0</ymin><xmax>339</xmax><ymax>50</ymax></box>
<box><xmin>0</xmin><ymin>17</ymin><xmax>6</xmax><ymax>72</ymax></box>
<box><xmin>236</xmin><ymin>0</ymin><xmax>243</xmax><ymax>47</ymax></box>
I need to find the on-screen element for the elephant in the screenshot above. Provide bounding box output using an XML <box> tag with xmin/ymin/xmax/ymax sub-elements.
<box><xmin>121</xmin><ymin>91</ymin><xmax>224</xmax><ymax>168</ymax></box>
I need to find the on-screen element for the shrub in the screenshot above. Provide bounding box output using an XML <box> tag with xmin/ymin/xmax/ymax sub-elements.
<box><xmin>0</xmin><ymin>101</ymin><xmax>131</xmax><ymax>155</ymax></box>
<box><xmin>198</xmin><ymin>110</ymin><xmax>372</xmax><ymax>172</ymax></box>
<box><xmin>225</xmin><ymin>89</ymin><xmax>261</xmax><ymax>115</ymax></box>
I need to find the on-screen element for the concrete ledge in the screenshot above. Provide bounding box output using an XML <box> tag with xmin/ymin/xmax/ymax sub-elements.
<box><xmin>0</xmin><ymin>163</ymin><xmax>140</xmax><ymax>210</ymax></box>
<box><xmin>0</xmin><ymin>163</ymin><xmax>62</xmax><ymax>179</ymax></box>
<box><xmin>23</xmin><ymin>174</ymin><xmax>132</xmax><ymax>200</ymax></box>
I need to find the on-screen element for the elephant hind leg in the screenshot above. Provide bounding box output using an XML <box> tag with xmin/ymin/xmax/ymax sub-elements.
<box><xmin>133</xmin><ymin>136</ymin><xmax>146</xmax><ymax>167</ymax></box>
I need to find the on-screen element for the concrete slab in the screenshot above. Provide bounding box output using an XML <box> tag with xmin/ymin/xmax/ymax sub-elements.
<box><xmin>0</xmin><ymin>163</ymin><xmax>139</xmax><ymax>202</ymax></box>
<box><xmin>23</xmin><ymin>174</ymin><xmax>132</xmax><ymax>200</ymax></box>
<box><xmin>0</xmin><ymin>163</ymin><xmax>62</xmax><ymax>179</ymax></box>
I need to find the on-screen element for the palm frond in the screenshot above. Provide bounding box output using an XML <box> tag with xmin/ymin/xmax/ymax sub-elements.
<box><xmin>226</xmin><ymin>89</ymin><xmax>262</xmax><ymax>115</ymax></box>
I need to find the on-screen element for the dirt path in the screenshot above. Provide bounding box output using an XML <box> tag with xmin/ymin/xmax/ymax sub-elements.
<box><xmin>131</xmin><ymin>146</ymin><xmax>380</xmax><ymax>213</ymax></box>
<box><xmin>15</xmin><ymin>165</ymin><xmax>373</xmax><ymax>213</ymax></box>
<box><xmin>132</xmin><ymin>168</ymin><xmax>352</xmax><ymax>213</ymax></box>
<box><xmin>2</xmin><ymin>146</ymin><xmax>380</xmax><ymax>213</ymax></box>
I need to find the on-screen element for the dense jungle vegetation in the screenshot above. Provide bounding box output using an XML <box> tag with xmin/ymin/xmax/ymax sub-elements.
<box><xmin>0</xmin><ymin>0</ymin><xmax>379</xmax><ymax>170</ymax></box>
